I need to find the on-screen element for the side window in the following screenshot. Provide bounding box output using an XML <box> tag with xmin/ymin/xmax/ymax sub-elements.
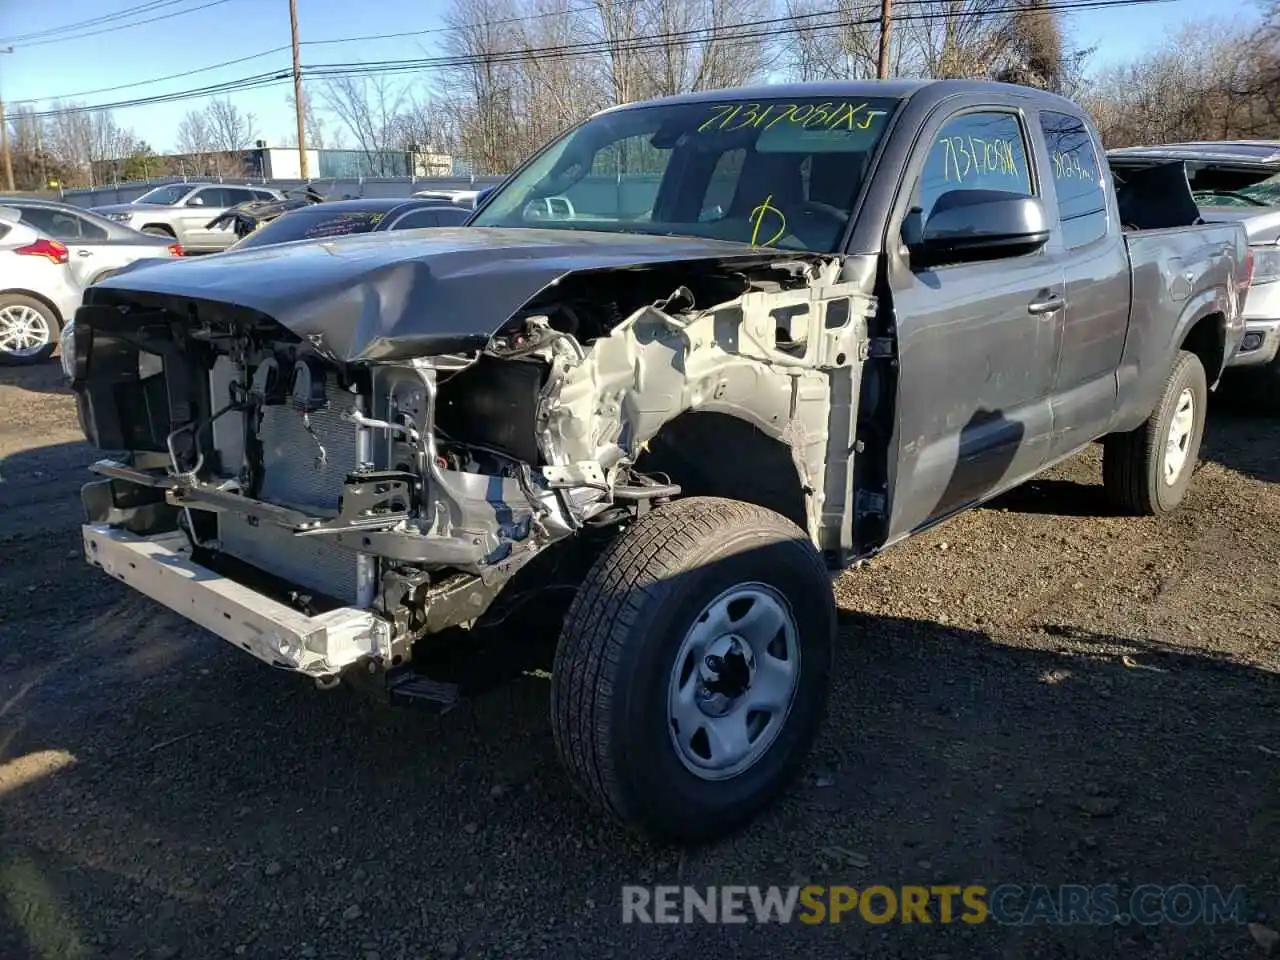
<box><xmin>225</xmin><ymin>187</ymin><xmax>256</xmax><ymax>205</ymax></box>
<box><xmin>1038</xmin><ymin>111</ymin><xmax>1107</xmax><ymax>248</ymax></box>
<box><xmin>915</xmin><ymin>111</ymin><xmax>1033</xmax><ymax>223</ymax></box>
<box><xmin>390</xmin><ymin>210</ymin><xmax>439</xmax><ymax>230</ymax></box>
<box><xmin>186</xmin><ymin>188</ymin><xmax>216</xmax><ymax>207</ymax></box>
<box><xmin>18</xmin><ymin>207</ymin><xmax>70</xmax><ymax>237</ymax></box>
<box><xmin>77</xmin><ymin>216</ymin><xmax>109</xmax><ymax>240</ymax></box>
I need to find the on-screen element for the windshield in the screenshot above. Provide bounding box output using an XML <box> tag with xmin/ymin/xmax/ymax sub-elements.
<box><xmin>135</xmin><ymin>184</ymin><xmax>194</xmax><ymax>205</ymax></box>
<box><xmin>1192</xmin><ymin>171</ymin><xmax>1280</xmax><ymax>208</ymax></box>
<box><xmin>230</xmin><ymin>206</ymin><xmax>389</xmax><ymax>250</ymax></box>
<box><xmin>471</xmin><ymin>96</ymin><xmax>900</xmax><ymax>252</ymax></box>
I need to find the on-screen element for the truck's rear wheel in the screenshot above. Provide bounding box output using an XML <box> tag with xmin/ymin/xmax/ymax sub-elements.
<box><xmin>550</xmin><ymin>496</ymin><xmax>835</xmax><ymax>844</ymax></box>
<box><xmin>1103</xmin><ymin>350</ymin><xmax>1207</xmax><ymax>516</ymax></box>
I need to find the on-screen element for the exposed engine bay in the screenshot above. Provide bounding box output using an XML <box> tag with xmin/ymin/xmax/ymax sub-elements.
<box><xmin>71</xmin><ymin>242</ymin><xmax>879</xmax><ymax>681</ymax></box>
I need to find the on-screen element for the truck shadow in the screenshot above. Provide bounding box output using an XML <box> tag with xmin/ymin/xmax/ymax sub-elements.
<box><xmin>1200</xmin><ymin>402</ymin><xmax>1279</xmax><ymax>484</ymax></box>
<box><xmin>0</xmin><ymin>359</ymin><xmax>72</xmax><ymax>398</ymax></box>
<box><xmin>1</xmin><ymin>539</ymin><xmax>1277</xmax><ymax>958</ymax></box>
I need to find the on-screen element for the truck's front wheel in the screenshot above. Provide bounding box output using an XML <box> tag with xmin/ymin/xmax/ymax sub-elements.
<box><xmin>550</xmin><ymin>496</ymin><xmax>835</xmax><ymax>843</ymax></box>
<box><xmin>1103</xmin><ymin>349</ymin><xmax>1207</xmax><ymax>516</ymax></box>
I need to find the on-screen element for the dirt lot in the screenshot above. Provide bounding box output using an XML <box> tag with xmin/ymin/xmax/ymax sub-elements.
<box><xmin>0</xmin><ymin>362</ymin><xmax>1276</xmax><ymax>960</ymax></box>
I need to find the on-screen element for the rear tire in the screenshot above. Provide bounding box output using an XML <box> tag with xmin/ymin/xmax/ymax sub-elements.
<box><xmin>0</xmin><ymin>294</ymin><xmax>60</xmax><ymax>366</ymax></box>
<box><xmin>1103</xmin><ymin>350</ymin><xmax>1207</xmax><ymax>516</ymax></box>
<box><xmin>550</xmin><ymin>496</ymin><xmax>835</xmax><ymax>844</ymax></box>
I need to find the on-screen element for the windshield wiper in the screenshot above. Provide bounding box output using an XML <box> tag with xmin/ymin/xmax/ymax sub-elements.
<box><xmin>1196</xmin><ymin>190</ymin><xmax>1269</xmax><ymax>207</ymax></box>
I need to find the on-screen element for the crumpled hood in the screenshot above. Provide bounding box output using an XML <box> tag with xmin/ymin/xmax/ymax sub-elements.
<box><xmin>84</xmin><ymin>227</ymin><xmax>809</xmax><ymax>361</ymax></box>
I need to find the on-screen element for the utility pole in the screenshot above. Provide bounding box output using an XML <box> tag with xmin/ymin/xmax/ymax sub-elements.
<box><xmin>0</xmin><ymin>47</ymin><xmax>14</xmax><ymax>192</ymax></box>
<box><xmin>877</xmin><ymin>0</ymin><xmax>894</xmax><ymax>80</ymax></box>
<box><xmin>289</xmin><ymin>0</ymin><xmax>310</xmax><ymax>179</ymax></box>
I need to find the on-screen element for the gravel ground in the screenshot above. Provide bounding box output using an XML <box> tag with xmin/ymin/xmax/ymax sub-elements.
<box><xmin>0</xmin><ymin>362</ymin><xmax>1277</xmax><ymax>960</ymax></box>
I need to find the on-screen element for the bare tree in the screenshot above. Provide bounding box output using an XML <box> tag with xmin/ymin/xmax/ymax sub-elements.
<box><xmin>175</xmin><ymin>107</ymin><xmax>220</xmax><ymax>175</ymax></box>
<box><xmin>437</xmin><ymin>0</ymin><xmax>525</xmax><ymax>175</ymax></box>
<box><xmin>1080</xmin><ymin>20</ymin><xmax>1275</xmax><ymax>147</ymax></box>
<box><xmin>282</xmin><ymin>89</ymin><xmax>328</xmax><ymax>149</ymax></box>
<box><xmin>638</xmin><ymin>0</ymin><xmax>773</xmax><ymax>96</ymax></box>
<box><xmin>206</xmin><ymin>97</ymin><xmax>258</xmax><ymax>152</ymax></box>
<box><xmin>779</xmin><ymin>0</ymin><xmax>893</xmax><ymax>81</ymax></box>
<box><xmin>319</xmin><ymin>74</ymin><xmax>408</xmax><ymax>175</ymax></box>
<box><xmin>912</xmin><ymin>0</ymin><xmax>1017</xmax><ymax>79</ymax></box>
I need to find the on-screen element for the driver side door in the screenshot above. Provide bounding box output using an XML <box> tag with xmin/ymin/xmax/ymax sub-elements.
<box><xmin>885</xmin><ymin>106</ymin><xmax>1068</xmax><ymax>540</ymax></box>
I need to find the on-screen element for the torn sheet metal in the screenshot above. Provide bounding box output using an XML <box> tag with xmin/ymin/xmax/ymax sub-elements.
<box><xmin>85</xmin><ymin>227</ymin><xmax>822</xmax><ymax>362</ymax></box>
<box><xmin>538</xmin><ymin>260</ymin><xmax>874</xmax><ymax>539</ymax></box>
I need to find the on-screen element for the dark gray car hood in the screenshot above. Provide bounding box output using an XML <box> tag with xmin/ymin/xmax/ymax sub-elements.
<box><xmin>86</xmin><ymin>227</ymin><xmax>811</xmax><ymax>361</ymax></box>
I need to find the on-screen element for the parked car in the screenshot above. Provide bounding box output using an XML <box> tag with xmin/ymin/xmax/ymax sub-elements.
<box><xmin>90</xmin><ymin>182</ymin><xmax>285</xmax><ymax>253</ymax></box>
<box><xmin>225</xmin><ymin>197</ymin><xmax>472</xmax><ymax>251</ymax></box>
<box><xmin>69</xmin><ymin>80</ymin><xmax>1249</xmax><ymax>843</ymax></box>
<box><xmin>204</xmin><ymin>184</ymin><xmax>332</xmax><ymax>242</ymax></box>
<box><xmin>0</xmin><ymin>207</ymin><xmax>83</xmax><ymax>365</ymax></box>
<box><xmin>0</xmin><ymin>195</ymin><xmax>183</xmax><ymax>287</ymax></box>
<box><xmin>1108</xmin><ymin>142</ymin><xmax>1280</xmax><ymax>407</ymax></box>
<box><xmin>412</xmin><ymin>188</ymin><xmax>483</xmax><ymax>208</ymax></box>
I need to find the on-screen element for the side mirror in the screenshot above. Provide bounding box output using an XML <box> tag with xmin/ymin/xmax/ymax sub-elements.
<box><xmin>472</xmin><ymin>187</ymin><xmax>495</xmax><ymax>209</ymax></box>
<box><xmin>912</xmin><ymin>190</ymin><xmax>1050</xmax><ymax>268</ymax></box>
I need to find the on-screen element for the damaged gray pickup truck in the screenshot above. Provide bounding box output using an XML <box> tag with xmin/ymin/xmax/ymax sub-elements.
<box><xmin>68</xmin><ymin>80</ymin><xmax>1250</xmax><ymax>843</ymax></box>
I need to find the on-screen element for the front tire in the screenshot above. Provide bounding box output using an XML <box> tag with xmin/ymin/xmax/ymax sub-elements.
<box><xmin>550</xmin><ymin>496</ymin><xmax>835</xmax><ymax>844</ymax></box>
<box><xmin>1103</xmin><ymin>350</ymin><xmax>1207</xmax><ymax>516</ymax></box>
<box><xmin>0</xmin><ymin>294</ymin><xmax>60</xmax><ymax>366</ymax></box>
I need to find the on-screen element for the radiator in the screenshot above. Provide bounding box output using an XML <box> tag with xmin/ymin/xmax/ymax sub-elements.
<box><xmin>217</xmin><ymin>512</ymin><xmax>359</xmax><ymax>604</ymax></box>
<box><xmin>257</xmin><ymin>381</ymin><xmax>359</xmax><ymax>514</ymax></box>
<box><xmin>211</xmin><ymin>372</ymin><xmax>363</xmax><ymax>604</ymax></box>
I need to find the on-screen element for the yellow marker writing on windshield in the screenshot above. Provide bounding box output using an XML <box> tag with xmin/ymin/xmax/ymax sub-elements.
<box><xmin>750</xmin><ymin>194</ymin><xmax>787</xmax><ymax>246</ymax></box>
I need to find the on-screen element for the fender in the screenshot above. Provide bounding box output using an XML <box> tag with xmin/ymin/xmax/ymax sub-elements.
<box><xmin>1112</xmin><ymin>291</ymin><xmax>1227</xmax><ymax>435</ymax></box>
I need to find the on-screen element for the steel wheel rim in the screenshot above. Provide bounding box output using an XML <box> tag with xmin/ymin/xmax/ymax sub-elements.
<box><xmin>0</xmin><ymin>305</ymin><xmax>52</xmax><ymax>358</ymax></box>
<box><xmin>1163</xmin><ymin>387</ymin><xmax>1195</xmax><ymax>485</ymax></box>
<box><xmin>667</xmin><ymin>582</ymin><xmax>801</xmax><ymax>781</ymax></box>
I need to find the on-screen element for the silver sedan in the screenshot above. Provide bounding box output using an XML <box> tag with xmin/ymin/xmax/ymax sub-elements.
<box><xmin>0</xmin><ymin>196</ymin><xmax>182</xmax><ymax>287</ymax></box>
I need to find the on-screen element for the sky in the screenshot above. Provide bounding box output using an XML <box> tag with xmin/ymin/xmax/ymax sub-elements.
<box><xmin>0</xmin><ymin>0</ymin><xmax>1264</xmax><ymax>154</ymax></box>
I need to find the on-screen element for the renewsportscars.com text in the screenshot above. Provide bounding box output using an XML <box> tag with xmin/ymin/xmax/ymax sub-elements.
<box><xmin>621</xmin><ymin>884</ymin><xmax>1248</xmax><ymax>926</ymax></box>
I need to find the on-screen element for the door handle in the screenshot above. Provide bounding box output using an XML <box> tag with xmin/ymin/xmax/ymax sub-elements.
<box><xmin>76</xmin><ymin>249</ymin><xmax>93</xmax><ymax>257</ymax></box>
<box><xmin>1028</xmin><ymin>295</ymin><xmax>1065</xmax><ymax>316</ymax></box>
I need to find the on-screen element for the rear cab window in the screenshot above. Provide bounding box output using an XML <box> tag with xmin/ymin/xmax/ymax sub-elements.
<box><xmin>1038</xmin><ymin>111</ymin><xmax>1108</xmax><ymax>248</ymax></box>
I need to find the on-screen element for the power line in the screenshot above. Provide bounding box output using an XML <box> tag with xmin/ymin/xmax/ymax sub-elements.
<box><xmin>308</xmin><ymin>0</ymin><xmax>1180</xmax><ymax>77</ymax></box>
<box><xmin>9</xmin><ymin>46</ymin><xmax>291</xmax><ymax>106</ymax></box>
<box><xmin>0</xmin><ymin>0</ymin><xmax>192</xmax><ymax>45</ymax></box>
<box><xmin>8</xmin><ymin>0</ymin><xmax>236</xmax><ymax>50</ymax></box>
<box><xmin>13</xmin><ymin>0</ymin><xmax>630</xmax><ymax>104</ymax></box>
<box><xmin>19</xmin><ymin>0</ymin><xmax>1187</xmax><ymax>120</ymax></box>
<box><xmin>299</xmin><ymin>0</ymin><xmax>644</xmax><ymax>48</ymax></box>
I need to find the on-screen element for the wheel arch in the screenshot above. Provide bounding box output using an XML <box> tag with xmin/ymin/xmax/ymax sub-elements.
<box><xmin>1179</xmin><ymin>310</ymin><xmax>1226</xmax><ymax>388</ymax></box>
<box><xmin>636</xmin><ymin>410</ymin><xmax>810</xmax><ymax>534</ymax></box>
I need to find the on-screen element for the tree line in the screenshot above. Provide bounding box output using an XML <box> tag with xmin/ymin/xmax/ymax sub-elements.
<box><xmin>6</xmin><ymin>0</ymin><xmax>1278</xmax><ymax>189</ymax></box>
